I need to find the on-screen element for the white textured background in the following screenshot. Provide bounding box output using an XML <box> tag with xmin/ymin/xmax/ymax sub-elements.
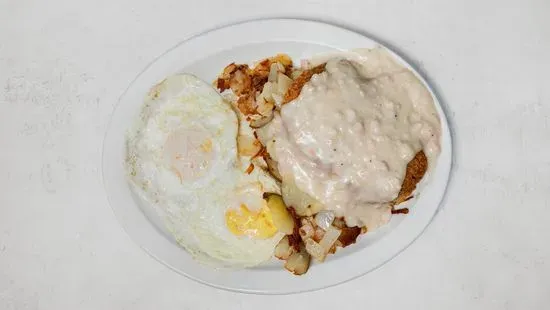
<box><xmin>1</xmin><ymin>0</ymin><xmax>549</xmax><ymax>309</ymax></box>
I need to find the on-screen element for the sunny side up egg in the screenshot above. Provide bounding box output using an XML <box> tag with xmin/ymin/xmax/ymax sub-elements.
<box><xmin>126</xmin><ymin>74</ymin><xmax>284</xmax><ymax>268</ymax></box>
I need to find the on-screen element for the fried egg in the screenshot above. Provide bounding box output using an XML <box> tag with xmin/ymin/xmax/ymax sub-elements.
<box><xmin>126</xmin><ymin>74</ymin><xmax>283</xmax><ymax>268</ymax></box>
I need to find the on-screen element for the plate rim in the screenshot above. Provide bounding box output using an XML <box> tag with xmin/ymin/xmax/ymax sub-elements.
<box><xmin>102</xmin><ymin>17</ymin><xmax>453</xmax><ymax>295</ymax></box>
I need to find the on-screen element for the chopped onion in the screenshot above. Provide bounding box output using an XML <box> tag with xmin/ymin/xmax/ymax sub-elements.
<box><xmin>268</xmin><ymin>63</ymin><xmax>279</xmax><ymax>82</ymax></box>
<box><xmin>304</xmin><ymin>238</ymin><xmax>326</xmax><ymax>262</ymax></box>
<box><xmin>257</xmin><ymin>82</ymin><xmax>274</xmax><ymax>105</ymax></box>
<box><xmin>319</xmin><ymin>226</ymin><xmax>341</xmax><ymax>252</ymax></box>
<box><xmin>291</xmin><ymin>70</ymin><xmax>303</xmax><ymax>80</ymax></box>
<box><xmin>271</xmin><ymin>93</ymin><xmax>283</xmax><ymax>108</ymax></box>
<box><xmin>277</xmin><ymin>72</ymin><xmax>293</xmax><ymax>94</ymax></box>
<box><xmin>314</xmin><ymin>211</ymin><xmax>335</xmax><ymax>231</ymax></box>
<box><xmin>257</xmin><ymin>99</ymin><xmax>274</xmax><ymax>117</ymax></box>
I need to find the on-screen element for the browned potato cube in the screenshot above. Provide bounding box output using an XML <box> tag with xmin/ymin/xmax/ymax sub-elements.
<box><xmin>264</xmin><ymin>193</ymin><xmax>295</xmax><ymax>235</ymax></box>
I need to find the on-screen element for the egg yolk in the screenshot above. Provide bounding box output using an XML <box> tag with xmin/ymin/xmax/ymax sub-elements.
<box><xmin>225</xmin><ymin>204</ymin><xmax>277</xmax><ymax>239</ymax></box>
<box><xmin>163</xmin><ymin>127</ymin><xmax>214</xmax><ymax>182</ymax></box>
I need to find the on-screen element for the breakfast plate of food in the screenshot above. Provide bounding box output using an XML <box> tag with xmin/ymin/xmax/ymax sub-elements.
<box><xmin>102</xmin><ymin>18</ymin><xmax>452</xmax><ymax>294</ymax></box>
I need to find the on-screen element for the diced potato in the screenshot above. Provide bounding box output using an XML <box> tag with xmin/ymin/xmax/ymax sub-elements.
<box><xmin>284</xmin><ymin>246</ymin><xmax>311</xmax><ymax>275</ymax></box>
<box><xmin>221</xmin><ymin>63</ymin><xmax>238</xmax><ymax>78</ymax></box>
<box><xmin>229</xmin><ymin>68</ymin><xmax>252</xmax><ymax>96</ymax></box>
<box><xmin>264</xmin><ymin>193</ymin><xmax>294</xmax><ymax>235</ymax></box>
<box><xmin>274</xmin><ymin>236</ymin><xmax>295</xmax><ymax>260</ymax></box>
<box><xmin>236</xmin><ymin>93</ymin><xmax>258</xmax><ymax>115</ymax></box>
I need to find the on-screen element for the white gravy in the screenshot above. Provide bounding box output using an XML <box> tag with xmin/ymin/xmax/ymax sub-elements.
<box><xmin>273</xmin><ymin>48</ymin><xmax>441</xmax><ymax>228</ymax></box>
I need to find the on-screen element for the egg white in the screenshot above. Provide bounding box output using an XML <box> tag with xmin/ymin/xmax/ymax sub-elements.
<box><xmin>126</xmin><ymin>74</ymin><xmax>283</xmax><ymax>268</ymax></box>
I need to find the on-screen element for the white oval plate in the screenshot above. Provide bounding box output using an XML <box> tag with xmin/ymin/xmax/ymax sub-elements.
<box><xmin>103</xmin><ymin>19</ymin><xmax>452</xmax><ymax>294</ymax></box>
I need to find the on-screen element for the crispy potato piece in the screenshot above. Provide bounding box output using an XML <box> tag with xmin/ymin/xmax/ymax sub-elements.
<box><xmin>252</xmin><ymin>59</ymin><xmax>271</xmax><ymax>79</ymax></box>
<box><xmin>217</xmin><ymin>63</ymin><xmax>250</xmax><ymax>93</ymax></box>
<box><xmin>219</xmin><ymin>63</ymin><xmax>237</xmax><ymax>81</ymax></box>
<box><xmin>264</xmin><ymin>193</ymin><xmax>295</xmax><ymax>235</ymax></box>
<box><xmin>274</xmin><ymin>236</ymin><xmax>296</xmax><ymax>260</ymax></box>
<box><xmin>217</xmin><ymin>55</ymin><xmax>294</xmax><ymax>117</ymax></box>
<box><xmin>236</xmin><ymin>93</ymin><xmax>257</xmax><ymax>115</ymax></box>
<box><xmin>230</xmin><ymin>68</ymin><xmax>252</xmax><ymax>96</ymax></box>
<box><xmin>282</xmin><ymin>64</ymin><xmax>326</xmax><ymax>104</ymax></box>
<box><xmin>216</xmin><ymin>77</ymin><xmax>229</xmax><ymax>92</ymax></box>
<box><xmin>284</xmin><ymin>245</ymin><xmax>311</xmax><ymax>275</ymax></box>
